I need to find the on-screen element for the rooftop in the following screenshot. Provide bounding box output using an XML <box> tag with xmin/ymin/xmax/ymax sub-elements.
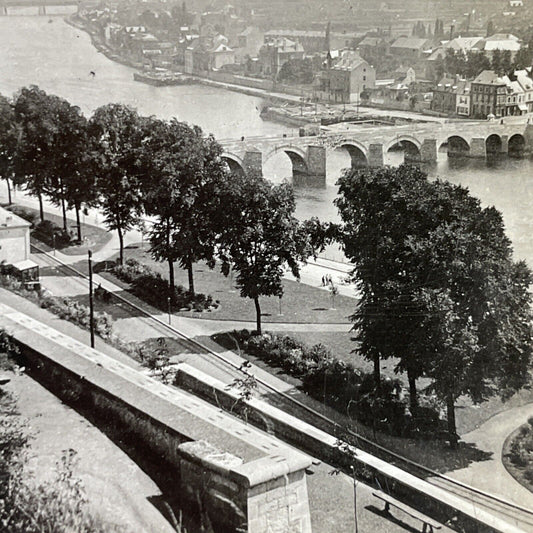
<box><xmin>0</xmin><ymin>206</ymin><xmax>31</xmax><ymax>229</ymax></box>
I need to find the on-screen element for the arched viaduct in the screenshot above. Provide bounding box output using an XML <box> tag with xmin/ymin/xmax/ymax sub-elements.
<box><xmin>220</xmin><ymin>122</ymin><xmax>533</xmax><ymax>185</ymax></box>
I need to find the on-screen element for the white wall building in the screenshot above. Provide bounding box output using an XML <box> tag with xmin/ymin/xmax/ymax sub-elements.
<box><xmin>0</xmin><ymin>206</ymin><xmax>31</xmax><ymax>265</ymax></box>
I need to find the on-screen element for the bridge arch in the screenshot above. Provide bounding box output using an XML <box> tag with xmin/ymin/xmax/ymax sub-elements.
<box><xmin>385</xmin><ymin>136</ymin><xmax>421</xmax><ymax>165</ymax></box>
<box><xmin>485</xmin><ymin>134</ymin><xmax>502</xmax><ymax>155</ymax></box>
<box><xmin>445</xmin><ymin>135</ymin><xmax>470</xmax><ymax>157</ymax></box>
<box><xmin>508</xmin><ymin>133</ymin><xmax>526</xmax><ymax>157</ymax></box>
<box><xmin>333</xmin><ymin>141</ymin><xmax>368</xmax><ymax>169</ymax></box>
<box><xmin>264</xmin><ymin>145</ymin><xmax>309</xmax><ymax>178</ymax></box>
<box><xmin>221</xmin><ymin>153</ymin><xmax>245</xmax><ymax>176</ymax></box>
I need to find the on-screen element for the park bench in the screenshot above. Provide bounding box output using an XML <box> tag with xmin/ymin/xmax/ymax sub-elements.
<box><xmin>373</xmin><ymin>490</ymin><xmax>442</xmax><ymax>533</ymax></box>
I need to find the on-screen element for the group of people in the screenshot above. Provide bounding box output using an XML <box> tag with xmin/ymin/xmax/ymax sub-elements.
<box><xmin>321</xmin><ymin>274</ymin><xmax>334</xmax><ymax>287</ymax></box>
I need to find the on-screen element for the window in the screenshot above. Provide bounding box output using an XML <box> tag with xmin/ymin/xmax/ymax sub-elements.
<box><xmin>363</xmin><ymin>76</ymin><xmax>366</xmax><ymax>81</ymax></box>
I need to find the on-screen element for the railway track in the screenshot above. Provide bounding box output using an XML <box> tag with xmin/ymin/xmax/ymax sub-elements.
<box><xmin>28</xmin><ymin>243</ymin><xmax>533</xmax><ymax>531</ymax></box>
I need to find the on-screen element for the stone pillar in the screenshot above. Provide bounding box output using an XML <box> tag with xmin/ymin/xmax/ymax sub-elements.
<box><xmin>243</xmin><ymin>150</ymin><xmax>263</xmax><ymax>178</ymax></box>
<box><xmin>305</xmin><ymin>145</ymin><xmax>326</xmax><ymax>184</ymax></box>
<box><xmin>469</xmin><ymin>138</ymin><xmax>486</xmax><ymax>158</ymax></box>
<box><xmin>38</xmin><ymin>5</ymin><xmax>46</xmax><ymax>15</ymax></box>
<box><xmin>500</xmin><ymin>135</ymin><xmax>508</xmax><ymax>154</ymax></box>
<box><xmin>178</xmin><ymin>441</ymin><xmax>312</xmax><ymax>533</ymax></box>
<box><xmin>242</xmin><ymin>455</ymin><xmax>312</xmax><ymax>533</ymax></box>
<box><xmin>368</xmin><ymin>143</ymin><xmax>384</xmax><ymax>167</ymax></box>
<box><xmin>0</xmin><ymin>5</ymin><xmax>7</xmax><ymax>15</ymax></box>
<box><xmin>524</xmin><ymin>124</ymin><xmax>533</xmax><ymax>154</ymax></box>
<box><xmin>420</xmin><ymin>139</ymin><xmax>437</xmax><ymax>163</ymax></box>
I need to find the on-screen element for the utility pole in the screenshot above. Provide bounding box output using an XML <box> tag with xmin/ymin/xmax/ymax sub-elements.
<box><xmin>88</xmin><ymin>250</ymin><xmax>95</xmax><ymax>349</ymax></box>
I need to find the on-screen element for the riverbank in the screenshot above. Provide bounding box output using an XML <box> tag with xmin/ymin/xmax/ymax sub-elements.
<box><xmin>64</xmin><ymin>15</ymin><xmax>449</xmax><ymax>128</ymax></box>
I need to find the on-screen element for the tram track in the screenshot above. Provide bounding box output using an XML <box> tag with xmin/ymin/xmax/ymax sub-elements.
<box><xmin>28</xmin><ymin>243</ymin><xmax>533</xmax><ymax>531</ymax></box>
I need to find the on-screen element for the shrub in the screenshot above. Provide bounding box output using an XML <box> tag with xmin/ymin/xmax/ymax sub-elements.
<box><xmin>33</xmin><ymin>219</ymin><xmax>72</xmax><ymax>248</ymax></box>
<box><xmin>0</xmin><ymin>275</ymin><xmax>114</xmax><ymax>341</ymax></box>
<box><xmin>112</xmin><ymin>261</ymin><xmax>218</xmax><ymax>313</ymax></box>
<box><xmin>232</xmin><ymin>329</ymin><xmax>442</xmax><ymax>439</ymax></box>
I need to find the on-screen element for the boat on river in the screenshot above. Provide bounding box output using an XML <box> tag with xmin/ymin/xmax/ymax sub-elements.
<box><xmin>133</xmin><ymin>71</ymin><xmax>194</xmax><ymax>87</ymax></box>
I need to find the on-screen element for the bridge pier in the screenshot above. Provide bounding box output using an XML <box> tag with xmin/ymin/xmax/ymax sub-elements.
<box><xmin>243</xmin><ymin>150</ymin><xmax>263</xmax><ymax>178</ymax></box>
<box><xmin>523</xmin><ymin>124</ymin><xmax>533</xmax><ymax>155</ymax></box>
<box><xmin>368</xmin><ymin>143</ymin><xmax>384</xmax><ymax>167</ymax></box>
<box><xmin>420</xmin><ymin>139</ymin><xmax>437</xmax><ymax>164</ymax></box>
<box><xmin>293</xmin><ymin>145</ymin><xmax>326</xmax><ymax>186</ymax></box>
<box><xmin>469</xmin><ymin>138</ymin><xmax>486</xmax><ymax>158</ymax></box>
<box><xmin>500</xmin><ymin>135</ymin><xmax>509</xmax><ymax>154</ymax></box>
<box><xmin>0</xmin><ymin>5</ymin><xmax>7</xmax><ymax>15</ymax></box>
<box><xmin>38</xmin><ymin>4</ymin><xmax>46</xmax><ymax>15</ymax></box>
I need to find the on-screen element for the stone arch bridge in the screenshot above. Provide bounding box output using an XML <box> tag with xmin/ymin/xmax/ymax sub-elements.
<box><xmin>220</xmin><ymin>121</ymin><xmax>533</xmax><ymax>185</ymax></box>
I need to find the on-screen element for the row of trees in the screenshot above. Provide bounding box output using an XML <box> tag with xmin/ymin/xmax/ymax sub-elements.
<box><xmin>335</xmin><ymin>165</ymin><xmax>533</xmax><ymax>445</ymax></box>
<box><xmin>438</xmin><ymin>44</ymin><xmax>533</xmax><ymax>81</ymax></box>
<box><xmin>0</xmin><ymin>86</ymin><xmax>320</xmax><ymax>334</ymax></box>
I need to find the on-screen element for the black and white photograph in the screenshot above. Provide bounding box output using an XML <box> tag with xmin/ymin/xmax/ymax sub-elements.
<box><xmin>1</xmin><ymin>1</ymin><xmax>533</xmax><ymax>531</ymax></box>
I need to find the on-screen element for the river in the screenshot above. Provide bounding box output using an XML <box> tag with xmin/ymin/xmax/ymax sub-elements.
<box><xmin>2</xmin><ymin>17</ymin><xmax>533</xmax><ymax>265</ymax></box>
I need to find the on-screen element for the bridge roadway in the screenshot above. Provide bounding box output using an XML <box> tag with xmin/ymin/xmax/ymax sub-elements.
<box><xmin>220</xmin><ymin>119</ymin><xmax>533</xmax><ymax>185</ymax></box>
<box><xmin>0</xmin><ymin>0</ymin><xmax>78</xmax><ymax>15</ymax></box>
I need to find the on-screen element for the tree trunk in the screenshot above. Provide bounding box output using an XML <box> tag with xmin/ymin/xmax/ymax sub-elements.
<box><xmin>6</xmin><ymin>177</ymin><xmax>11</xmax><ymax>205</ymax></box>
<box><xmin>408</xmin><ymin>369</ymin><xmax>418</xmax><ymax>415</ymax></box>
<box><xmin>117</xmin><ymin>227</ymin><xmax>124</xmax><ymax>265</ymax></box>
<box><xmin>38</xmin><ymin>193</ymin><xmax>44</xmax><ymax>222</ymax></box>
<box><xmin>446</xmin><ymin>392</ymin><xmax>458</xmax><ymax>448</ymax></box>
<box><xmin>168</xmin><ymin>258</ymin><xmax>175</xmax><ymax>301</ymax></box>
<box><xmin>75</xmin><ymin>205</ymin><xmax>81</xmax><ymax>242</ymax></box>
<box><xmin>187</xmin><ymin>257</ymin><xmax>195</xmax><ymax>295</ymax></box>
<box><xmin>61</xmin><ymin>181</ymin><xmax>68</xmax><ymax>231</ymax></box>
<box><xmin>254</xmin><ymin>296</ymin><xmax>262</xmax><ymax>334</ymax></box>
<box><xmin>373</xmin><ymin>354</ymin><xmax>381</xmax><ymax>390</ymax></box>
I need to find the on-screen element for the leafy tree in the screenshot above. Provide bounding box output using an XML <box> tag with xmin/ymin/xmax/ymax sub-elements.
<box><xmin>43</xmin><ymin>95</ymin><xmax>91</xmax><ymax>239</ymax></box>
<box><xmin>89</xmin><ymin>104</ymin><xmax>145</xmax><ymax>265</ymax></box>
<box><xmin>486</xmin><ymin>20</ymin><xmax>495</xmax><ymax>38</ymax></box>
<box><xmin>277</xmin><ymin>59</ymin><xmax>315</xmax><ymax>85</ymax></box>
<box><xmin>12</xmin><ymin>86</ymin><xmax>56</xmax><ymax>222</ymax></box>
<box><xmin>0</xmin><ymin>94</ymin><xmax>18</xmax><ymax>205</ymax></box>
<box><xmin>335</xmin><ymin>165</ymin><xmax>533</xmax><ymax>445</ymax></box>
<box><xmin>217</xmin><ymin>174</ymin><xmax>315</xmax><ymax>334</ymax></box>
<box><xmin>139</xmin><ymin>117</ymin><xmax>228</xmax><ymax>296</ymax></box>
<box><xmin>465</xmin><ymin>51</ymin><xmax>491</xmax><ymax>79</ymax></box>
<box><xmin>491</xmin><ymin>49</ymin><xmax>504</xmax><ymax>76</ymax></box>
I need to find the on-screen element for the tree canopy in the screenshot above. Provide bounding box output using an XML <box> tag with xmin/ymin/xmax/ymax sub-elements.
<box><xmin>88</xmin><ymin>104</ymin><xmax>146</xmax><ymax>264</ymax></box>
<box><xmin>336</xmin><ymin>165</ymin><xmax>533</xmax><ymax>445</ymax></box>
<box><xmin>138</xmin><ymin>117</ymin><xmax>228</xmax><ymax>296</ymax></box>
<box><xmin>217</xmin><ymin>174</ymin><xmax>315</xmax><ymax>333</ymax></box>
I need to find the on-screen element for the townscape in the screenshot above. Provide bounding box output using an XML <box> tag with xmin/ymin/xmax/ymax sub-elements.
<box><xmin>2</xmin><ymin>1</ymin><xmax>533</xmax><ymax>533</ymax></box>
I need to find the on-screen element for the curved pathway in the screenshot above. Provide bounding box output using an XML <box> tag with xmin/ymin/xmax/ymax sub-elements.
<box><xmin>446</xmin><ymin>403</ymin><xmax>533</xmax><ymax>510</ymax></box>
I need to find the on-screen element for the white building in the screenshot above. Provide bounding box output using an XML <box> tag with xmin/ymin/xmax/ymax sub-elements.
<box><xmin>0</xmin><ymin>206</ymin><xmax>31</xmax><ymax>265</ymax></box>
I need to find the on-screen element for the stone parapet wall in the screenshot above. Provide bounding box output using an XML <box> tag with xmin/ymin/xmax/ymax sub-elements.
<box><xmin>176</xmin><ymin>363</ymin><xmax>522</xmax><ymax>533</ymax></box>
<box><xmin>0</xmin><ymin>304</ymin><xmax>312</xmax><ymax>533</ymax></box>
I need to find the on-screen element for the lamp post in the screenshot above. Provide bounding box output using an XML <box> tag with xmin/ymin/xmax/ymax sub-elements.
<box><xmin>167</xmin><ymin>296</ymin><xmax>172</xmax><ymax>325</ymax></box>
<box><xmin>88</xmin><ymin>250</ymin><xmax>95</xmax><ymax>348</ymax></box>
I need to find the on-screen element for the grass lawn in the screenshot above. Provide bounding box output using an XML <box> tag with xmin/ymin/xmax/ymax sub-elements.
<box><xmin>3</xmin><ymin>203</ymin><xmax>111</xmax><ymax>256</ymax></box>
<box><xmin>101</xmin><ymin>243</ymin><xmax>356</xmax><ymax>324</ymax></box>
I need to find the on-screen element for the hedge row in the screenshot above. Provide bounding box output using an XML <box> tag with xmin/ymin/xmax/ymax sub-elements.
<box><xmin>232</xmin><ymin>330</ymin><xmax>444</xmax><ymax>439</ymax></box>
<box><xmin>113</xmin><ymin>258</ymin><xmax>219</xmax><ymax>313</ymax></box>
<box><xmin>0</xmin><ymin>275</ymin><xmax>113</xmax><ymax>340</ymax></box>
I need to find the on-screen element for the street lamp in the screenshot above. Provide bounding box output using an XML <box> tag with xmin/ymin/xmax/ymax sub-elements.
<box><xmin>88</xmin><ymin>250</ymin><xmax>95</xmax><ymax>348</ymax></box>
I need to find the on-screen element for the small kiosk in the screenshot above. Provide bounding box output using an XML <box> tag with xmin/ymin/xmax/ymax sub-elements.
<box><xmin>10</xmin><ymin>259</ymin><xmax>40</xmax><ymax>290</ymax></box>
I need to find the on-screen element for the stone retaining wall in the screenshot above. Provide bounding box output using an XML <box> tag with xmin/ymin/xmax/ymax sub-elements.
<box><xmin>0</xmin><ymin>306</ymin><xmax>312</xmax><ymax>533</ymax></box>
<box><xmin>176</xmin><ymin>363</ymin><xmax>522</xmax><ymax>533</ymax></box>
